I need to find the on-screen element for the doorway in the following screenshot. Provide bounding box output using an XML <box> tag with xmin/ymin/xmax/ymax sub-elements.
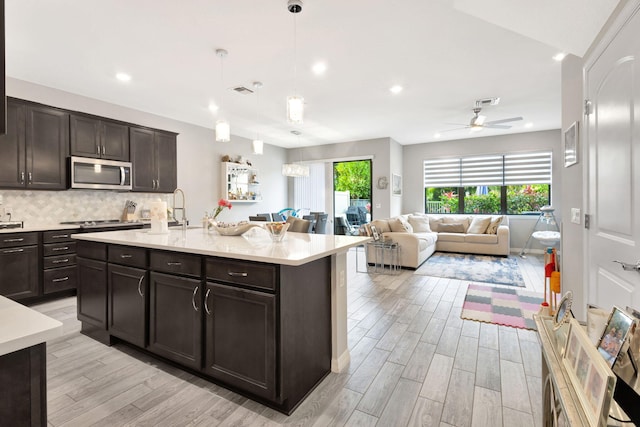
<box><xmin>333</xmin><ymin>159</ymin><xmax>372</xmax><ymax>235</ymax></box>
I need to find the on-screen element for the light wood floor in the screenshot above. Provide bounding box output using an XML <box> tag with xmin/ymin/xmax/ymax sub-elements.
<box><xmin>32</xmin><ymin>251</ymin><xmax>546</xmax><ymax>427</ymax></box>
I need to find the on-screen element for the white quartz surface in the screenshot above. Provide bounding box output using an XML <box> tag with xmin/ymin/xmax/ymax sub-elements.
<box><xmin>73</xmin><ymin>228</ymin><xmax>370</xmax><ymax>266</ymax></box>
<box><xmin>0</xmin><ymin>296</ymin><xmax>63</xmax><ymax>356</ymax></box>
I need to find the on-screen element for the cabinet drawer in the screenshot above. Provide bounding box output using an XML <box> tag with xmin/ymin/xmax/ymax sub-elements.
<box><xmin>0</xmin><ymin>232</ymin><xmax>38</xmax><ymax>249</ymax></box>
<box><xmin>43</xmin><ymin>266</ymin><xmax>77</xmax><ymax>293</ymax></box>
<box><xmin>42</xmin><ymin>230</ymin><xmax>75</xmax><ymax>243</ymax></box>
<box><xmin>76</xmin><ymin>241</ymin><xmax>106</xmax><ymax>260</ymax></box>
<box><xmin>43</xmin><ymin>254</ymin><xmax>77</xmax><ymax>269</ymax></box>
<box><xmin>109</xmin><ymin>245</ymin><xmax>147</xmax><ymax>268</ymax></box>
<box><xmin>150</xmin><ymin>251</ymin><xmax>201</xmax><ymax>278</ymax></box>
<box><xmin>43</xmin><ymin>241</ymin><xmax>77</xmax><ymax>256</ymax></box>
<box><xmin>206</xmin><ymin>258</ymin><xmax>276</xmax><ymax>292</ymax></box>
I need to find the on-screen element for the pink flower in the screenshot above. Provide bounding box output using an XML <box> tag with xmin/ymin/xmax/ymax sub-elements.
<box><xmin>213</xmin><ymin>199</ymin><xmax>233</xmax><ymax>219</ymax></box>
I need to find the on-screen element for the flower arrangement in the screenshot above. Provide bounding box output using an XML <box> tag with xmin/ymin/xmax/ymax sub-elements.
<box><xmin>212</xmin><ymin>199</ymin><xmax>232</xmax><ymax>220</ymax></box>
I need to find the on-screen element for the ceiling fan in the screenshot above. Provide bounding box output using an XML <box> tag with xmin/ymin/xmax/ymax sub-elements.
<box><xmin>441</xmin><ymin>97</ymin><xmax>523</xmax><ymax>133</ymax></box>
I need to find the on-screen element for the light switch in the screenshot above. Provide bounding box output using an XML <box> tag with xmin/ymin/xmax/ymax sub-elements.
<box><xmin>571</xmin><ymin>208</ymin><xmax>581</xmax><ymax>224</ymax></box>
<box><xmin>375</xmin><ymin>204</ymin><xmax>381</xmax><ymax>209</ymax></box>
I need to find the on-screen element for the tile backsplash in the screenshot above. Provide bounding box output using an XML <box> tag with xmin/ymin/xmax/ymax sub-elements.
<box><xmin>0</xmin><ymin>190</ymin><xmax>172</xmax><ymax>226</ymax></box>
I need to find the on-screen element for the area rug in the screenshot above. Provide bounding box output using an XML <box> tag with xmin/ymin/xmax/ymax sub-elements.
<box><xmin>414</xmin><ymin>252</ymin><xmax>525</xmax><ymax>287</ymax></box>
<box><xmin>461</xmin><ymin>284</ymin><xmax>543</xmax><ymax>330</ymax></box>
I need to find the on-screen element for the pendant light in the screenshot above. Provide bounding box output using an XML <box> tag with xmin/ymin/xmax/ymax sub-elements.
<box><xmin>215</xmin><ymin>48</ymin><xmax>230</xmax><ymax>142</ymax></box>
<box><xmin>282</xmin><ymin>130</ymin><xmax>309</xmax><ymax>177</ymax></box>
<box><xmin>252</xmin><ymin>81</ymin><xmax>264</xmax><ymax>155</ymax></box>
<box><xmin>286</xmin><ymin>0</ymin><xmax>304</xmax><ymax>124</ymax></box>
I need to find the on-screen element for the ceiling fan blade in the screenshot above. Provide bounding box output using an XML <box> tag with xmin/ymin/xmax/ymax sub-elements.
<box><xmin>485</xmin><ymin>116</ymin><xmax>523</xmax><ymax>125</ymax></box>
<box><xmin>439</xmin><ymin>126</ymin><xmax>469</xmax><ymax>133</ymax></box>
<box><xmin>444</xmin><ymin>123</ymin><xmax>469</xmax><ymax>126</ymax></box>
<box><xmin>483</xmin><ymin>124</ymin><xmax>512</xmax><ymax>129</ymax></box>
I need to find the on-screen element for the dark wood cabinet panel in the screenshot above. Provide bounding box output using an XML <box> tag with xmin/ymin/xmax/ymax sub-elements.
<box><xmin>0</xmin><ymin>101</ymin><xmax>25</xmax><ymax>188</ymax></box>
<box><xmin>203</xmin><ymin>282</ymin><xmax>277</xmax><ymax>400</ymax></box>
<box><xmin>0</xmin><ymin>244</ymin><xmax>39</xmax><ymax>300</ymax></box>
<box><xmin>25</xmin><ymin>104</ymin><xmax>68</xmax><ymax>190</ymax></box>
<box><xmin>130</xmin><ymin>127</ymin><xmax>176</xmax><ymax>193</ymax></box>
<box><xmin>108</xmin><ymin>264</ymin><xmax>146</xmax><ymax>347</ymax></box>
<box><xmin>150</xmin><ymin>250</ymin><xmax>201</xmax><ymax>277</ymax></box>
<box><xmin>148</xmin><ymin>272</ymin><xmax>202</xmax><ymax>369</ymax></box>
<box><xmin>70</xmin><ymin>114</ymin><xmax>129</xmax><ymax>161</ymax></box>
<box><xmin>43</xmin><ymin>265</ymin><xmax>77</xmax><ymax>294</ymax></box>
<box><xmin>77</xmin><ymin>257</ymin><xmax>108</xmax><ymax>329</ymax></box>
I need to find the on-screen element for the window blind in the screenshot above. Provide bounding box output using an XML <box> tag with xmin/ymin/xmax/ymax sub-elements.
<box><xmin>424</xmin><ymin>151</ymin><xmax>551</xmax><ymax>187</ymax></box>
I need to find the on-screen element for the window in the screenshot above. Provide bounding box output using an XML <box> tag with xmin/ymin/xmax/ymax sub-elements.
<box><xmin>424</xmin><ymin>152</ymin><xmax>551</xmax><ymax>215</ymax></box>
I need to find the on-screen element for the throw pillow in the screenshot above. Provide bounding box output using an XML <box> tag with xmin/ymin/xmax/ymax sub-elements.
<box><xmin>370</xmin><ymin>219</ymin><xmax>391</xmax><ymax>233</ymax></box>
<box><xmin>486</xmin><ymin>215</ymin><xmax>504</xmax><ymax>234</ymax></box>
<box><xmin>389</xmin><ymin>217</ymin><xmax>413</xmax><ymax>233</ymax></box>
<box><xmin>443</xmin><ymin>216</ymin><xmax>470</xmax><ymax>231</ymax></box>
<box><xmin>429</xmin><ymin>217</ymin><xmax>443</xmax><ymax>232</ymax></box>
<box><xmin>467</xmin><ymin>216</ymin><xmax>491</xmax><ymax>234</ymax></box>
<box><xmin>408</xmin><ymin>215</ymin><xmax>431</xmax><ymax>232</ymax></box>
<box><xmin>437</xmin><ymin>223</ymin><xmax>465</xmax><ymax>233</ymax></box>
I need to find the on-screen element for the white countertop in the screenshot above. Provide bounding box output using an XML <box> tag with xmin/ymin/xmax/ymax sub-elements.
<box><xmin>0</xmin><ymin>296</ymin><xmax>63</xmax><ymax>356</ymax></box>
<box><xmin>73</xmin><ymin>228</ymin><xmax>370</xmax><ymax>266</ymax></box>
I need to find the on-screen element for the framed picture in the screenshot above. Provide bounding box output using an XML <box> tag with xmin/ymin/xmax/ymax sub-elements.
<box><xmin>370</xmin><ymin>224</ymin><xmax>380</xmax><ymax>241</ymax></box>
<box><xmin>596</xmin><ymin>306</ymin><xmax>635</xmax><ymax>368</ymax></box>
<box><xmin>563</xmin><ymin>318</ymin><xmax>616</xmax><ymax>427</ymax></box>
<box><xmin>553</xmin><ymin>291</ymin><xmax>573</xmax><ymax>330</ymax></box>
<box><xmin>564</xmin><ymin>121</ymin><xmax>579</xmax><ymax>167</ymax></box>
<box><xmin>392</xmin><ymin>174</ymin><xmax>402</xmax><ymax>196</ymax></box>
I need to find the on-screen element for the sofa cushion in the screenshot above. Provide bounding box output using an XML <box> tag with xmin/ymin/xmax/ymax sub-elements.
<box><xmin>443</xmin><ymin>216</ymin><xmax>471</xmax><ymax>231</ymax></box>
<box><xmin>486</xmin><ymin>215</ymin><xmax>504</xmax><ymax>234</ymax></box>
<box><xmin>467</xmin><ymin>216</ymin><xmax>491</xmax><ymax>234</ymax></box>
<box><xmin>465</xmin><ymin>233</ymin><xmax>498</xmax><ymax>244</ymax></box>
<box><xmin>437</xmin><ymin>232</ymin><xmax>466</xmax><ymax>242</ymax></box>
<box><xmin>437</xmin><ymin>223</ymin><xmax>466</xmax><ymax>233</ymax></box>
<box><xmin>389</xmin><ymin>217</ymin><xmax>413</xmax><ymax>233</ymax></box>
<box><xmin>408</xmin><ymin>214</ymin><xmax>431</xmax><ymax>232</ymax></box>
<box><xmin>370</xmin><ymin>219</ymin><xmax>391</xmax><ymax>233</ymax></box>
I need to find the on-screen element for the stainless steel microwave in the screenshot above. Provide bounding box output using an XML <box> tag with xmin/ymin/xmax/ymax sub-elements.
<box><xmin>69</xmin><ymin>156</ymin><xmax>132</xmax><ymax>190</ymax></box>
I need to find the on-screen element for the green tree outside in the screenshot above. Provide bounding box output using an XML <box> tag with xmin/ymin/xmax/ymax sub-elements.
<box><xmin>334</xmin><ymin>161</ymin><xmax>371</xmax><ymax>200</ymax></box>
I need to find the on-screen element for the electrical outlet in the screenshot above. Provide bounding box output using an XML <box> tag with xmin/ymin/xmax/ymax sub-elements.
<box><xmin>375</xmin><ymin>203</ymin><xmax>381</xmax><ymax>209</ymax></box>
<box><xmin>571</xmin><ymin>208</ymin><xmax>581</xmax><ymax>224</ymax></box>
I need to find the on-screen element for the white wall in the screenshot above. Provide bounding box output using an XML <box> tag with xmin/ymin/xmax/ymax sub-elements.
<box><xmin>6</xmin><ymin>78</ymin><xmax>288</xmax><ymax>224</ymax></box>
<box><xmin>390</xmin><ymin>138</ymin><xmax>404</xmax><ymax>217</ymax></box>
<box><xmin>402</xmin><ymin>130</ymin><xmax>563</xmax><ymax>252</ymax></box>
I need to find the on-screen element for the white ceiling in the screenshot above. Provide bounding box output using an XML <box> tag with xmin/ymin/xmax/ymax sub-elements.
<box><xmin>6</xmin><ymin>0</ymin><xmax>619</xmax><ymax>148</ymax></box>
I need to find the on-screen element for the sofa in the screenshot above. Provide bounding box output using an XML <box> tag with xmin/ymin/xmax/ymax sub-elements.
<box><xmin>366</xmin><ymin>213</ymin><xmax>510</xmax><ymax>269</ymax></box>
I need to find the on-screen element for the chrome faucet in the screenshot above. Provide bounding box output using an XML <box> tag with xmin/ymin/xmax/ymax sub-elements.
<box><xmin>173</xmin><ymin>188</ymin><xmax>187</xmax><ymax>232</ymax></box>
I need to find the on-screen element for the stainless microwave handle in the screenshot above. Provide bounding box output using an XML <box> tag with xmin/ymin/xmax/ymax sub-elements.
<box><xmin>120</xmin><ymin>167</ymin><xmax>125</xmax><ymax>186</ymax></box>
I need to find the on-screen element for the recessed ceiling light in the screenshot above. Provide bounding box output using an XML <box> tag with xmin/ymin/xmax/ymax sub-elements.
<box><xmin>525</xmin><ymin>122</ymin><xmax>533</xmax><ymax>128</ymax></box>
<box><xmin>208</xmin><ymin>103</ymin><xmax>219</xmax><ymax>113</ymax></box>
<box><xmin>312</xmin><ymin>62</ymin><xmax>327</xmax><ymax>75</ymax></box>
<box><xmin>390</xmin><ymin>85</ymin><xmax>403</xmax><ymax>94</ymax></box>
<box><xmin>433</xmin><ymin>133</ymin><xmax>441</xmax><ymax>138</ymax></box>
<box><xmin>552</xmin><ymin>53</ymin><xmax>566</xmax><ymax>62</ymax></box>
<box><xmin>116</xmin><ymin>72</ymin><xmax>131</xmax><ymax>82</ymax></box>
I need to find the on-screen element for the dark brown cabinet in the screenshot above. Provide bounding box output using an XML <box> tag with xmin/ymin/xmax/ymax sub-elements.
<box><xmin>148</xmin><ymin>271</ymin><xmax>202</xmax><ymax>370</ymax></box>
<box><xmin>0</xmin><ymin>232</ymin><xmax>39</xmax><ymax>300</ymax></box>
<box><xmin>77</xmin><ymin>252</ymin><xmax>108</xmax><ymax>329</ymax></box>
<box><xmin>70</xmin><ymin>114</ymin><xmax>129</xmax><ymax>161</ymax></box>
<box><xmin>42</xmin><ymin>230</ymin><xmax>77</xmax><ymax>295</ymax></box>
<box><xmin>203</xmin><ymin>282</ymin><xmax>277</xmax><ymax>400</ymax></box>
<box><xmin>130</xmin><ymin>127</ymin><xmax>177</xmax><ymax>193</ymax></box>
<box><xmin>108</xmin><ymin>264</ymin><xmax>146</xmax><ymax>348</ymax></box>
<box><xmin>0</xmin><ymin>99</ymin><xmax>68</xmax><ymax>190</ymax></box>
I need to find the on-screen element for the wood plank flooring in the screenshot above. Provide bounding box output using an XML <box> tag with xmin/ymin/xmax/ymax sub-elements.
<box><xmin>32</xmin><ymin>251</ymin><xmax>545</xmax><ymax>426</ymax></box>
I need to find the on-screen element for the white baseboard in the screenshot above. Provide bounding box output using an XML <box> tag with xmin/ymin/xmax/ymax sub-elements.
<box><xmin>331</xmin><ymin>350</ymin><xmax>351</xmax><ymax>373</ymax></box>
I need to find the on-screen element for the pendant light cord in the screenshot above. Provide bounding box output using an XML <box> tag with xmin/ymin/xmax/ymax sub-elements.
<box><xmin>293</xmin><ymin>12</ymin><xmax>298</xmax><ymax>95</ymax></box>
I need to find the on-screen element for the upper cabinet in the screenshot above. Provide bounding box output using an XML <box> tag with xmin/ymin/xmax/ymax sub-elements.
<box><xmin>0</xmin><ymin>99</ymin><xmax>68</xmax><ymax>190</ymax></box>
<box><xmin>222</xmin><ymin>162</ymin><xmax>261</xmax><ymax>202</ymax></box>
<box><xmin>130</xmin><ymin>127</ymin><xmax>177</xmax><ymax>193</ymax></box>
<box><xmin>70</xmin><ymin>114</ymin><xmax>129</xmax><ymax>161</ymax></box>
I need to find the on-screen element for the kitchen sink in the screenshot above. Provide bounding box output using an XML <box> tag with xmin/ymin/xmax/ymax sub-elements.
<box><xmin>0</xmin><ymin>221</ymin><xmax>23</xmax><ymax>229</ymax></box>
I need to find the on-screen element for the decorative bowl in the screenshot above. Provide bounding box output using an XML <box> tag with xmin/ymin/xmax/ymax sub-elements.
<box><xmin>264</xmin><ymin>222</ymin><xmax>289</xmax><ymax>242</ymax></box>
<box><xmin>209</xmin><ymin>221</ymin><xmax>259</xmax><ymax>236</ymax></box>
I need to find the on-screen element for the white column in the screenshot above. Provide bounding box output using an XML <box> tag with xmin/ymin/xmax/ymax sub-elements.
<box><xmin>330</xmin><ymin>251</ymin><xmax>350</xmax><ymax>372</ymax></box>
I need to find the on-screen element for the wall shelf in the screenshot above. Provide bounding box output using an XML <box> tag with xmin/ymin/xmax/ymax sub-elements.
<box><xmin>221</xmin><ymin>162</ymin><xmax>262</xmax><ymax>202</ymax></box>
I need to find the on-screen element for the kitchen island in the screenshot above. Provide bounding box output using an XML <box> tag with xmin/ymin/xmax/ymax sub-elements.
<box><xmin>0</xmin><ymin>295</ymin><xmax>63</xmax><ymax>425</ymax></box>
<box><xmin>72</xmin><ymin>227</ymin><xmax>368</xmax><ymax>414</ymax></box>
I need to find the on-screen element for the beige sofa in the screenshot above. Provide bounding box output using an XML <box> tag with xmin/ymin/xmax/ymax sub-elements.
<box><xmin>367</xmin><ymin>213</ymin><xmax>510</xmax><ymax>269</ymax></box>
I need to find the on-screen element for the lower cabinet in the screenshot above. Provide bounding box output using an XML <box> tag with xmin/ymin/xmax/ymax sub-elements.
<box><xmin>77</xmin><ymin>257</ymin><xmax>107</xmax><ymax>328</ymax></box>
<box><xmin>148</xmin><ymin>271</ymin><xmax>202</xmax><ymax>370</ymax></box>
<box><xmin>203</xmin><ymin>282</ymin><xmax>277</xmax><ymax>401</ymax></box>
<box><xmin>0</xmin><ymin>243</ymin><xmax>39</xmax><ymax>300</ymax></box>
<box><xmin>108</xmin><ymin>264</ymin><xmax>146</xmax><ymax>348</ymax></box>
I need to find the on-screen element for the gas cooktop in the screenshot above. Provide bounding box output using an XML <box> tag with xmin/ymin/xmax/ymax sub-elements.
<box><xmin>60</xmin><ymin>220</ymin><xmax>143</xmax><ymax>229</ymax></box>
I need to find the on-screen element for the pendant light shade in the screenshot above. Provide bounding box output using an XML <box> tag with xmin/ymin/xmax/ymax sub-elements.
<box><xmin>252</xmin><ymin>139</ymin><xmax>264</xmax><ymax>155</ymax></box>
<box><xmin>286</xmin><ymin>95</ymin><xmax>304</xmax><ymax>124</ymax></box>
<box><xmin>282</xmin><ymin>163</ymin><xmax>309</xmax><ymax>177</ymax></box>
<box><xmin>252</xmin><ymin>81</ymin><xmax>264</xmax><ymax>155</ymax></box>
<box><xmin>286</xmin><ymin>0</ymin><xmax>304</xmax><ymax>124</ymax></box>
<box><xmin>215</xmin><ymin>48</ymin><xmax>230</xmax><ymax>142</ymax></box>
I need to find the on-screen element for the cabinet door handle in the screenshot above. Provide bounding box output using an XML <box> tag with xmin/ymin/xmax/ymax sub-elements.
<box><xmin>167</xmin><ymin>261</ymin><xmax>181</xmax><ymax>266</ymax></box>
<box><xmin>120</xmin><ymin>254</ymin><xmax>133</xmax><ymax>259</ymax></box>
<box><xmin>3</xmin><ymin>238</ymin><xmax>24</xmax><ymax>243</ymax></box>
<box><xmin>204</xmin><ymin>288</ymin><xmax>212</xmax><ymax>315</ymax></box>
<box><xmin>20</xmin><ymin>171</ymin><xmax>25</xmax><ymax>184</ymax></box>
<box><xmin>52</xmin><ymin>246</ymin><xmax>69</xmax><ymax>251</ymax></box>
<box><xmin>3</xmin><ymin>248</ymin><xmax>24</xmax><ymax>254</ymax></box>
<box><xmin>52</xmin><ymin>276</ymin><xmax>69</xmax><ymax>283</ymax></box>
<box><xmin>102</xmin><ymin>145</ymin><xmax>106</xmax><ymax>156</ymax></box>
<box><xmin>52</xmin><ymin>258</ymin><xmax>69</xmax><ymax>264</ymax></box>
<box><xmin>228</xmin><ymin>271</ymin><xmax>248</xmax><ymax>277</ymax></box>
<box><xmin>137</xmin><ymin>275</ymin><xmax>145</xmax><ymax>297</ymax></box>
<box><xmin>28</xmin><ymin>172</ymin><xmax>32</xmax><ymax>184</ymax></box>
<box><xmin>191</xmin><ymin>286</ymin><xmax>199</xmax><ymax>312</ymax></box>
<box><xmin>51</xmin><ymin>234</ymin><xmax>70</xmax><ymax>239</ymax></box>
<box><xmin>97</xmin><ymin>144</ymin><xmax>101</xmax><ymax>155</ymax></box>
